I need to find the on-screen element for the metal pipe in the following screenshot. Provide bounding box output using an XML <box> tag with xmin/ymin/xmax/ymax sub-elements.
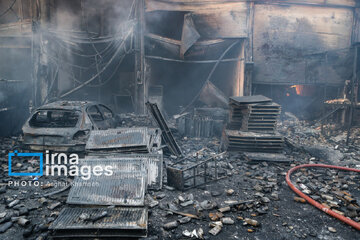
<box><xmin>346</xmin><ymin>45</ymin><xmax>358</xmax><ymax>145</ymax></box>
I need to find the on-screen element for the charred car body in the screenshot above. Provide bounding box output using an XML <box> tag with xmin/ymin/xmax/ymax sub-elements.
<box><xmin>22</xmin><ymin>101</ymin><xmax>117</xmax><ymax>152</ymax></box>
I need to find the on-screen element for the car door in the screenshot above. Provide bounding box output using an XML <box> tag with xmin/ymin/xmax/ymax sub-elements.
<box><xmin>97</xmin><ymin>104</ymin><xmax>117</xmax><ymax>129</ymax></box>
<box><xmin>87</xmin><ymin>105</ymin><xmax>107</xmax><ymax>130</ymax></box>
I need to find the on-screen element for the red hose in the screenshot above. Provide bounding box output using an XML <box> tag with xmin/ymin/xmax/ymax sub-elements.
<box><xmin>286</xmin><ymin>164</ymin><xmax>360</xmax><ymax>231</ymax></box>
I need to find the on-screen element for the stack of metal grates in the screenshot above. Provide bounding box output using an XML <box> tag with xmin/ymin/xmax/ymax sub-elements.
<box><xmin>223</xmin><ymin>95</ymin><xmax>284</xmax><ymax>153</ymax></box>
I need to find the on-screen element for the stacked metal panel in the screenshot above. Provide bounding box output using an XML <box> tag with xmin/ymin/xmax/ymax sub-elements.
<box><xmin>50</xmin><ymin>157</ymin><xmax>149</xmax><ymax>238</ymax></box>
<box><xmin>223</xmin><ymin>95</ymin><xmax>284</xmax><ymax>153</ymax></box>
<box><xmin>85</xmin><ymin>152</ymin><xmax>163</xmax><ymax>190</ymax></box>
<box><xmin>222</xmin><ymin>130</ymin><xmax>284</xmax><ymax>153</ymax></box>
<box><xmin>85</xmin><ymin>127</ymin><xmax>155</xmax><ymax>153</ymax></box>
<box><xmin>49</xmin><ymin>207</ymin><xmax>148</xmax><ymax>238</ymax></box>
<box><xmin>50</xmin><ymin>127</ymin><xmax>164</xmax><ymax>238</ymax></box>
<box><xmin>66</xmin><ymin>157</ymin><xmax>147</xmax><ymax>206</ymax></box>
<box><xmin>228</xmin><ymin>96</ymin><xmax>281</xmax><ymax>133</ymax></box>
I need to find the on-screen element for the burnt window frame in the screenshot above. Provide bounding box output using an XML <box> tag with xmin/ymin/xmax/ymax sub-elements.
<box><xmin>97</xmin><ymin>104</ymin><xmax>114</xmax><ymax>120</ymax></box>
<box><xmin>28</xmin><ymin>109</ymin><xmax>81</xmax><ymax>128</ymax></box>
<box><xmin>86</xmin><ymin>105</ymin><xmax>105</xmax><ymax>124</ymax></box>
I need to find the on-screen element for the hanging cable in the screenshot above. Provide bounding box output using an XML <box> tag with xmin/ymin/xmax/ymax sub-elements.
<box><xmin>59</xmin><ymin>27</ymin><xmax>133</xmax><ymax>98</ymax></box>
<box><xmin>45</xmin><ymin>33</ymin><xmax>127</xmax><ymax>70</ymax></box>
<box><xmin>54</xmin><ymin>0</ymin><xmax>136</xmax><ymax>97</ymax></box>
<box><xmin>179</xmin><ymin>40</ymin><xmax>240</xmax><ymax>114</ymax></box>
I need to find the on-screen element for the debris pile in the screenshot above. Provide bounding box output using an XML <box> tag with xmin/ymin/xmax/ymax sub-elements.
<box><xmin>290</xmin><ymin>167</ymin><xmax>360</xmax><ymax>222</ymax></box>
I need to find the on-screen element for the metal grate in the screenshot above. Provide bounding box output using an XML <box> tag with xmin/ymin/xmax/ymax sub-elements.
<box><xmin>85</xmin><ymin>128</ymin><xmax>151</xmax><ymax>153</ymax></box>
<box><xmin>221</xmin><ymin>130</ymin><xmax>284</xmax><ymax>153</ymax></box>
<box><xmin>67</xmin><ymin>157</ymin><xmax>146</xmax><ymax>206</ymax></box>
<box><xmin>229</xmin><ymin>102</ymin><xmax>281</xmax><ymax>133</ymax></box>
<box><xmin>166</xmin><ymin>153</ymin><xmax>225</xmax><ymax>191</ymax></box>
<box><xmin>86</xmin><ymin>152</ymin><xmax>163</xmax><ymax>190</ymax></box>
<box><xmin>49</xmin><ymin>207</ymin><xmax>147</xmax><ymax>238</ymax></box>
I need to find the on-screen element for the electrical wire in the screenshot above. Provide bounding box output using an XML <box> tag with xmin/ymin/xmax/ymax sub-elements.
<box><xmin>179</xmin><ymin>40</ymin><xmax>240</xmax><ymax>114</ymax></box>
<box><xmin>146</xmin><ymin>55</ymin><xmax>244</xmax><ymax>63</ymax></box>
<box><xmin>59</xmin><ymin>27</ymin><xmax>133</xmax><ymax>98</ymax></box>
<box><xmin>53</xmin><ymin>0</ymin><xmax>136</xmax><ymax>97</ymax></box>
<box><xmin>45</xmin><ymin>34</ymin><xmax>129</xmax><ymax>70</ymax></box>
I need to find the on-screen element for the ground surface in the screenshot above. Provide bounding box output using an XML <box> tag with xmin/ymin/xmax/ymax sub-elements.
<box><xmin>0</xmin><ymin>116</ymin><xmax>359</xmax><ymax>240</ymax></box>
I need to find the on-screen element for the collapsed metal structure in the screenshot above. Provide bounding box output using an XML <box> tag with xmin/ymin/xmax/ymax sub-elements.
<box><xmin>49</xmin><ymin>125</ymin><xmax>166</xmax><ymax>238</ymax></box>
<box><xmin>1</xmin><ymin>0</ymin><xmax>359</xmax><ymax>136</ymax></box>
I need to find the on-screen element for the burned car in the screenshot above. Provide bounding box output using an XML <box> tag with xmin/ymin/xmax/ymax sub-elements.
<box><xmin>22</xmin><ymin>101</ymin><xmax>117</xmax><ymax>152</ymax></box>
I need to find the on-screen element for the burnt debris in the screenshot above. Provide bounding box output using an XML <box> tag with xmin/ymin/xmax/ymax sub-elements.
<box><xmin>1</xmin><ymin>0</ymin><xmax>360</xmax><ymax>239</ymax></box>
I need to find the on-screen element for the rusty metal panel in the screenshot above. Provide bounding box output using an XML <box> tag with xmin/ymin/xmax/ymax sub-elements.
<box><xmin>67</xmin><ymin>157</ymin><xmax>146</xmax><ymax>206</ymax></box>
<box><xmin>191</xmin><ymin>10</ymin><xmax>248</xmax><ymax>38</ymax></box>
<box><xmin>49</xmin><ymin>207</ymin><xmax>147</xmax><ymax>238</ymax></box>
<box><xmin>86</xmin><ymin>152</ymin><xmax>163</xmax><ymax>190</ymax></box>
<box><xmin>146</xmin><ymin>102</ymin><xmax>183</xmax><ymax>157</ymax></box>
<box><xmin>146</xmin><ymin>1</ymin><xmax>249</xmax><ymax>38</ymax></box>
<box><xmin>180</xmin><ymin>13</ymin><xmax>200</xmax><ymax>57</ymax></box>
<box><xmin>85</xmin><ymin>128</ymin><xmax>151</xmax><ymax>153</ymax></box>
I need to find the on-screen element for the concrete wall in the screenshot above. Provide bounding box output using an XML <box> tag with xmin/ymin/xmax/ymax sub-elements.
<box><xmin>253</xmin><ymin>4</ymin><xmax>354</xmax><ymax>85</ymax></box>
<box><xmin>147</xmin><ymin>0</ymin><xmax>357</xmax><ymax>87</ymax></box>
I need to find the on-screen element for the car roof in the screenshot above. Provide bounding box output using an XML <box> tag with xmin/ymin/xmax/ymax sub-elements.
<box><xmin>37</xmin><ymin>101</ymin><xmax>98</xmax><ymax>111</ymax></box>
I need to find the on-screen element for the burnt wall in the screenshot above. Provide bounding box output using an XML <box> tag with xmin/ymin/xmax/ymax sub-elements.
<box><xmin>253</xmin><ymin>4</ymin><xmax>354</xmax><ymax>86</ymax></box>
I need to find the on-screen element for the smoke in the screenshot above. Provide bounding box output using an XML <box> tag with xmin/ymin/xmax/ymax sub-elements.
<box><xmin>0</xmin><ymin>0</ymin><xmax>136</xmax><ymax>136</ymax></box>
<box><xmin>46</xmin><ymin>0</ymin><xmax>136</xmax><ymax>103</ymax></box>
<box><xmin>0</xmin><ymin>91</ymin><xmax>5</xmax><ymax>103</ymax></box>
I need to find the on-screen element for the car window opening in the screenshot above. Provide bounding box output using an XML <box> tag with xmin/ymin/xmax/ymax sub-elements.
<box><xmin>29</xmin><ymin>110</ymin><xmax>80</xmax><ymax>128</ymax></box>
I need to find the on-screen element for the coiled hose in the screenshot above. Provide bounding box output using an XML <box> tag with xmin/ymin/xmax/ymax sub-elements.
<box><xmin>286</xmin><ymin>164</ymin><xmax>360</xmax><ymax>230</ymax></box>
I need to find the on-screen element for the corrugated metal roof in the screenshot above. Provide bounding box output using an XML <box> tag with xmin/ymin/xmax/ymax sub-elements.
<box><xmin>49</xmin><ymin>207</ymin><xmax>147</xmax><ymax>238</ymax></box>
<box><xmin>67</xmin><ymin>157</ymin><xmax>147</xmax><ymax>206</ymax></box>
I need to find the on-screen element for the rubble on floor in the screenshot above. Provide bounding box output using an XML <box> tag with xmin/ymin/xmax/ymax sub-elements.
<box><xmin>0</xmin><ymin>111</ymin><xmax>360</xmax><ymax>239</ymax></box>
